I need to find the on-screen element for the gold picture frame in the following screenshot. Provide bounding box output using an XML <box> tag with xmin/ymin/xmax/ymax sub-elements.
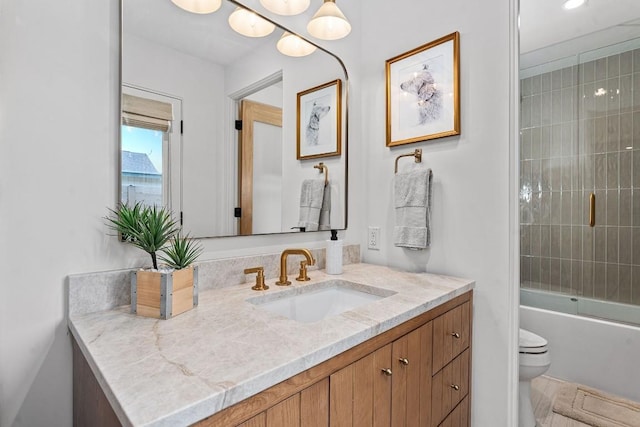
<box><xmin>386</xmin><ymin>32</ymin><xmax>460</xmax><ymax>147</ymax></box>
<box><xmin>297</xmin><ymin>79</ymin><xmax>342</xmax><ymax>160</ymax></box>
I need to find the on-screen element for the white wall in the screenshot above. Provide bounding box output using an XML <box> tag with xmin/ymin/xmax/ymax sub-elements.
<box><xmin>359</xmin><ymin>1</ymin><xmax>518</xmax><ymax>426</ymax></box>
<box><xmin>0</xmin><ymin>0</ymin><xmax>518</xmax><ymax>426</ymax></box>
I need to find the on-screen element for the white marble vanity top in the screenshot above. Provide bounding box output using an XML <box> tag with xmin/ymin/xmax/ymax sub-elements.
<box><xmin>68</xmin><ymin>263</ymin><xmax>474</xmax><ymax>427</ymax></box>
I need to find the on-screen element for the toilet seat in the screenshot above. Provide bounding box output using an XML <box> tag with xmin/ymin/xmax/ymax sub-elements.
<box><xmin>519</xmin><ymin>328</ymin><xmax>548</xmax><ymax>354</ymax></box>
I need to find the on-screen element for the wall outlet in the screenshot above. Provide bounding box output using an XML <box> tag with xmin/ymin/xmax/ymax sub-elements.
<box><xmin>368</xmin><ymin>226</ymin><xmax>380</xmax><ymax>250</ymax></box>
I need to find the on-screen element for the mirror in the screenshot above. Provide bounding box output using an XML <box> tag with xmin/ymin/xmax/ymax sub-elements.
<box><xmin>120</xmin><ymin>0</ymin><xmax>348</xmax><ymax>238</ymax></box>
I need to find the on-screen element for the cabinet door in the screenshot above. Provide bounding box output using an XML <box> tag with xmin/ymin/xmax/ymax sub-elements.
<box><xmin>391</xmin><ymin>322</ymin><xmax>432</xmax><ymax>427</ymax></box>
<box><xmin>330</xmin><ymin>344</ymin><xmax>393</xmax><ymax>427</ymax></box>
<box><xmin>432</xmin><ymin>302</ymin><xmax>470</xmax><ymax>374</ymax></box>
<box><xmin>431</xmin><ymin>349</ymin><xmax>470</xmax><ymax>426</ymax></box>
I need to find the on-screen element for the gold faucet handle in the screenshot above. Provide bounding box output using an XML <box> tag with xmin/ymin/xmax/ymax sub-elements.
<box><xmin>244</xmin><ymin>267</ymin><xmax>269</xmax><ymax>291</ymax></box>
<box><xmin>296</xmin><ymin>261</ymin><xmax>311</xmax><ymax>282</ymax></box>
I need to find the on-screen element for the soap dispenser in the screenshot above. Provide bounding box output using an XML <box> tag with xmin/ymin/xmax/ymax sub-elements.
<box><xmin>326</xmin><ymin>229</ymin><xmax>343</xmax><ymax>275</ymax></box>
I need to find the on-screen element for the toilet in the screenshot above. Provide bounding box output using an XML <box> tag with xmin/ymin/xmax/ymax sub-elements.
<box><xmin>519</xmin><ymin>328</ymin><xmax>551</xmax><ymax>427</ymax></box>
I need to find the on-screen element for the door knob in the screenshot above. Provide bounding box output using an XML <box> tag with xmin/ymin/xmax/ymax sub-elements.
<box><xmin>381</xmin><ymin>368</ymin><xmax>393</xmax><ymax>376</ymax></box>
<box><xmin>398</xmin><ymin>357</ymin><xmax>409</xmax><ymax>366</ymax></box>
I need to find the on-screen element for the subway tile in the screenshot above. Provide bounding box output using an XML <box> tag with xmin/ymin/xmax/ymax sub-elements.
<box><xmin>521</xmin><ymin>77</ymin><xmax>532</xmax><ymax>97</ymax></box>
<box><xmin>521</xmin><ymin>96</ymin><xmax>532</xmax><ymax>129</ymax></box>
<box><xmin>606</xmin><ymin>263</ymin><xmax>619</xmax><ymax>301</ymax></box>
<box><xmin>595</xmin><ymin>80</ymin><xmax>607</xmax><ymax>116</ymax></box>
<box><xmin>583</xmin><ymin>225</ymin><xmax>594</xmax><ymax>261</ymax></box>
<box><xmin>633</xmin><ymin>227</ymin><xmax>640</xmax><ymax>265</ymax></box>
<box><xmin>551</xmin><ymin>224</ymin><xmax>562</xmax><ymax>257</ymax></box>
<box><xmin>607</xmin><ymin>153</ymin><xmax>619</xmax><ymax>190</ymax></box>
<box><xmin>571</xmin><ymin>260</ymin><xmax>582</xmax><ymax>295</ymax></box>
<box><xmin>562</xmin><ymin>123</ymin><xmax>575</xmax><ymax>158</ymax></box>
<box><xmin>581</xmin><ymin>60</ymin><xmax>595</xmax><ymax>84</ymax></box>
<box><xmin>572</xmin><ymin>225</ymin><xmax>583</xmax><ymax>260</ymax></box>
<box><xmin>531</xmin><ymin>224</ymin><xmax>541</xmax><ymax>256</ymax></box>
<box><xmin>606</xmin><ymin>189</ymin><xmax>619</xmax><ymax>226</ymax></box>
<box><xmin>541</xmin><ymin>159</ymin><xmax>551</xmax><ymax>192</ymax></box>
<box><xmin>607</xmin><ymin>226</ymin><xmax>619</xmax><ymax>263</ymax></box>
<box><xmin>531</xmin><ymin>127</ymin><xmax>542</xmax><ymax>160</ymax></box>
<box><xmin>561</xmin><ymin>191</ymin><xmax>572</xmax><ymax>225</ymax></box>
<box><xmin>561</xmin><ymin>225</ymin><xmax>572</xmax><ymax>258</ymax></box>
<box><xmin>632</xmin><ymin>265</ymin><xmax>640</xmax><ymax>305</ymax></box>
<box><xmin>583</xmin><ymin>82</ymin><xmax>596</xmax><ymax>115</ymax></box>
<box><xmin>582</xmin><ymin>261</ymin><xmax>594</xmax><ymax>297</ymax></box>
<box><xmin>531</xmin><ymin>74</ymin><xmax>541</xmax><ymax>95</ymax></box>
<box><xmin>562</xmin><ymin>66</ymin><xmax>575</xmax><ymax>88</ymax></box>
<box><xmin>595</xmin><ymin>58</ymin><xmax>608</xmax><ymax>81</ymax></box>
<box><xmin>531</xmin><ymin>256</ymin><xmax>541</xmax><ymax>286</ymax></box>
<box><xmin>633</xmin><ymin>73</ymin><xmax>640</xmax><ymax>109</ymax></box>
<box><xmin>572</xmin><ymin>156</ymin><xmax>582</xmax><ymax>192</ymax></box>
<box><xmin>521</xmin><ymin>159</ymin><xmax>532</xmax><ymax>192</ymax></box>
<box><xmin>620</xmin><ymin>113</ymin><xmax>633</xmax><ymax>150</ymax></box>
<box><xmin>532</xmin><ymin>191</ymin><xmax>542</xmax><ymax>224</ymax></box>
<box><xmin>541</xmin><ymin>92</ymin><xmax>552</xmax><ymax>127</ymax></box>
<box><xmin>541</xmin><ymin>126</ymin><xmax>551</xmax><ymax>159</ymax></box>
<box><xmin>620</xmin><ymin>51</ymin><xmax>633</xmax><ymax>76</ymax></box>
<box><xmin>620</xmin><ymin>74</ymin><xmax>633</xmax><ymax>112</ymax></box>
<box><xmin>594</xmin><ymin>262</ymin><xmax>607</xmax><ymax>299</ymax></box>
<box><xmin>595</xmin><ymin>189</ymin><xmax>606</xmax><ymax>227</ymax></box>
<box><xmin>541</xmin><ymin>224</ymin><xmax>551</xmax><ymax>257</ymax></box>
<box><xmin>550</xmin><ymin>192</ymin><xmax>562</xmax><ymax>225</ymax></box>
<box><xmin>531</xmin><ymin>94</ymin><xmax>542</xmax><ymax>127</ymax></box>
<box><xmin>634</xmin><ymin>150</ymin><xmax>640</xmax><ymax>188</ymax></box>
<box><xmin>550</xmin><ymin>258</ymin><xmax>561</xmax><ymax>292</ymax></box>
<box><xmin>620</xmin><ymin>227</ymin><xmax>632</xmax><ymax>265</ymax></box>
<box><xmin>561</xmin><ymin>259</ymin><xmax>572</xmax><ymax>294</ymax></box>
<box><xmin>521</xmin><ymin>225</ymin><xmax>531</xmax><ymax>255</ymax></box>
<box><xmin>607</xmin><ymin>116</ymin><xmax>620</xmax><ymax>153</ymax></box>
<box><xmin>633</xmin><ymin>112</ymin><xmax>640</xmax><ymax>151</ymax></box>
<box><xmin>551</xmin><ymin>90</ymin><xmax>562</xmax><ymax>125</ymax></box>
<box><xmin>606</xmin><ymin>77</ymin><xmax>620</xmax><ymax>113</ymax></box>
<box><xmin>582</xmin><ymin>118</ymin><xmax>595</xmax><ymax>155</ymax></box>
<box><xmin>633</xmin><ymin>189</ymin><xmax>640</xmax><ymax>227</ymax></box>
<box><xmin>633</xmin><ymin>49</ymin><xmax>640</xmax><ymax>72</ymax></box>
<box><xmin>620</xmin><ymin>151</ymin><xmax>632</xmax><ymax>189</ymax></box>
<box><xmin>541</xmin><ymin>192</ymin><xmax>551</xmax><ymax>225</ymax></box>
<box><xmin>521</xmin><ymin>128</ymin><xmax>532</xmax><ymax>160</ymax></box>
<box><xmin>521</xmin><ymin>256</ymin><xmax>531</xmax><ymax>285</ymax></box>
<box><xmin>562</xmin><ymin>157</ymin><xmax>573</xmax><ymax>191</ymax></box>
<box><xmin>571</xmin><ymin>190</ymin><xmax>583</xmax><ymax>225</ymax></box>
<box><xmin>520</xmin><ymin>196</ymin><xmax>531</xmax><ymax>224</ymax></box>
<box><xmin>594</xmin><ymin>154</ymin><xmax>607</xmax><ymax>190</ymax></box>
<box><xmin>594</xmin><ymin>116</ymin><xmax>607</xmax><ymax>153</ymax></box>
<box><xmin>607</xmin><ymin>54</ymin><xmax>620</xmax><ymax>78</ymax></box>
<box><xmin>540</xmin><ymin>257</ymin><xmax>551</xmax><ymax>290</ymax></box>
<box><xmin>551</xmin><ymin>124</ymin><xmax>563</xmax><ymax>157</ymax></box>
<box><xmin>552</xmin><ymin>69</ymin><xmax>563</xmax><ymax>91</ymax></box>
<box><xmin>561</xmin><ymin>87</ymin><xmax>575</xmax><ymax>122</ymax></box>
<box><xmin>594</xmin><ymin>226</ymin><xmax>606</xmax><ymax>262</ymax></box>
<box><xmin>619</xmin><ymin>264</ymin><xmax>632</xmax><ymax>304</ymax></box>
<box><xmin>582</xmin><ymin>155</ymin><xmax>594</xmax><ymax>190</ymax></box>
<box><xmin>541</xmin><ymin>72</ymin><xmax>552</xmax><ymax>92</ymax></box>
<box><xmin>532</xmin><ymin>160</ymin><xmax>542</xmax><ymax>193</ymax></box>
<box><xmin>550</xmin><ymin>158</ymin><xmax>562</xmax><ymax>192</ymax></box>
<box><xmin>620</xmin><ymin>189</ymin><xmax>632</xmax><ymax>226</ymax></box>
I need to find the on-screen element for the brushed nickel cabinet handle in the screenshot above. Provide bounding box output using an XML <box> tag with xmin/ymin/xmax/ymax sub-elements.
<box><xmin>381</xmin><ymin>368</ymin><xmax>393</xmax><ymax>376</ymax></box>
<box><xmin>398</xmin><ymin>357</ymin><xmax>409</xmax><ymax>366</ymax></box>
<box><xmin>451</xmin><ymin>332</ymin><xmax>461</xmax><ymax>339</ymax></box>
<box><xmin>451</xmin><ymin>384</ymin><xmax>460</xmax><ymax>391</ymax></box>
<box><xmin>589</xmin><ymin>193</ymin><xmax>596</xmax><ymax>227</ymax></box>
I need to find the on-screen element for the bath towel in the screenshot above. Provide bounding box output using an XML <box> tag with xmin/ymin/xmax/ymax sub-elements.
<box><xmin>318</xmin><ymin>184</ymin><xmax>331</xmax><ymax>231</ymax></box>
<box><xmin>393</xmin><ymin>165</ymin><xmax>433</xmax><ymax>250</ymax></box>
<box><xmin>298</xmin><ymin>179</ymin><xmax>326</xmax><ymax>232</ymax></box>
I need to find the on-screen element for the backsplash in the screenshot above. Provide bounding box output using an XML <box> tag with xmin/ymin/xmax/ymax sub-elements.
<box><xmin>68</xmin><ymin>244</ymin><xmax>360</xmax><ymax>317</ymax></box>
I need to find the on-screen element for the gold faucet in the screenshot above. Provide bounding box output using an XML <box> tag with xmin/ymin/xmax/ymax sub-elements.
<box><xmin>276</xmin><ymin>248</ymin><xmax>315</xmax><ymax>286</ymax></box>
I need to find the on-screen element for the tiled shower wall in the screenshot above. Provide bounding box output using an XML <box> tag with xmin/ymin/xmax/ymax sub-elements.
<box><xmin>520</xmin><ymin>48</ymin><xmax>640</xmax><ymax>305</ymax></box>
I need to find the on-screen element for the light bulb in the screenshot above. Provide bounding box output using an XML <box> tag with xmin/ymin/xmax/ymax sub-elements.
<box><xmin>171</xmin><ymin>0</ymin><xmax>222</xmax><ymax>14</ymax></box>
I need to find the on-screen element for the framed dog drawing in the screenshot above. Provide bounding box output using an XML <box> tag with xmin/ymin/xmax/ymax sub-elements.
<box><xmin>297</xmin><ymin>79</ymin><xmax>342</xmax><ymax>160</ymax></box>
<box><xmin>386</xmin><ymin>32</ymin><xmax>460</xmax><ymax>147</ymax></box>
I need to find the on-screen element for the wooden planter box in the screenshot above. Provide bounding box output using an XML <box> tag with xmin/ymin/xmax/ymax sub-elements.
<box><xmin>130</xmin><ymin>266</ymin><xmax>198</xmax><ymax>319</ymax></box>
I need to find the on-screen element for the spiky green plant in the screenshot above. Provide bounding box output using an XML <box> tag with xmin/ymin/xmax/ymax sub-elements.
<box><xmin>105</xmin><ymin>203</ymin><xmax>180</xmax><ymax>270</ymax></box>
<box><xmin>159</xmin><ymin>232</ymin><xmax>203</xmax><ymax>270</ymax></box>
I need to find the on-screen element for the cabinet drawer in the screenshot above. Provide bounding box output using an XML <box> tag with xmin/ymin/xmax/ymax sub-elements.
<box><xmin>431</xmin><ymin>349</ymin><xmax>469</xmax><ymax>426</ymax></box>
<box><xmin>432</xmin><ymin>301</ymin><xmax>470</xmax><ymax>374</ymax></box>
<box><xmin>437</xmin><ymin>395</ymin><xmax>469</xmax><ymax>427</ymax></box>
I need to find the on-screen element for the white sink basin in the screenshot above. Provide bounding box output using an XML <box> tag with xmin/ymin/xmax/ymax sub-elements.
<box><xmin>247</xmin><ymin>280</ymin><xmax>396</xmax><ymax>323</ymax></box>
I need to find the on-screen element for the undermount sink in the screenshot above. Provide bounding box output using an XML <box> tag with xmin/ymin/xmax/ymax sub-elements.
<box><xmin>247</xmin><ymin>280</ymin><xmax>396</xmax><ymax>323</ymax></box>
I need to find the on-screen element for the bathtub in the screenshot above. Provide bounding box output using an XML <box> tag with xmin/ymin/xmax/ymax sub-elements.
<box><xmin>520</xmin><ymin>289</ymin><xmax>640</xmax><ymax>402</ymax></box>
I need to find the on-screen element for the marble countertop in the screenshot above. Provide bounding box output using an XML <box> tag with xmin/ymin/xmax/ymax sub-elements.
<box><xmin>68</xmin><ymin>263</ymin><xmax>474</xmax><ymax>427</ymax></box>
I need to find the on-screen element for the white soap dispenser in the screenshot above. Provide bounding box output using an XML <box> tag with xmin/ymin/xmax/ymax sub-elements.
<box><xmin>326</xmin><ymin>229</ymin><xmax>343</xmax><ymax>275</ymax></box>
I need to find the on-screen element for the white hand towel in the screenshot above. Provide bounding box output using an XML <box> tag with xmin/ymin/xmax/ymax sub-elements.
<box><xmin>393</xmin><ymin>165</ymin><xmax>433</xmax><ymax>250</ymax></box>
<box><xmin>298</xmin><ymin>179</ymin><xmax>326</xmax><ymax>232</ymax></box>
<box><xmin>318</xmin><ymin>183</ymin><xmax>331</xmax><ymax>231</ymax></box>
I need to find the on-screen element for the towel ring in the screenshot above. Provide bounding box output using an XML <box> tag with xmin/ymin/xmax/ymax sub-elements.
<box><xmin>314</xmin><ymin>162</ymin><xmax>329</xmax><ymax>186</ymax></box>
<box><xmin>394</xmin><ymin>149</ymin><xmax>422</xmax><ymax>174</ymax></box>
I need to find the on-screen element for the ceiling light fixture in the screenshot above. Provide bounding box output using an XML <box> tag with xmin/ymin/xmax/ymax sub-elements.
<box><xmin>307</xmin><ymin>0</ymin><xmax>351</xmax><ymax>41</ymax></box>
<box><xmin>170</xmin><ymin>0</ymin><xmax>222</xmax><ymax>14</ymax></box>
<box><xmin>277</xmin><ymin>31</ymin><xmax>317</xmax><ymax>57</ymax></box>
<box><xmin>228</xmin><ymin>7</ymin><xmax>276</xmax><ymax>37</ymax></box>
<box><xmin>260</xmin><ymin>0</ymin><xmax>310</xmax><ymax>16</ymax></box>
<box><xmin>563</xmin><ymin>0</ymin><xmax>586</xmax><ymax>10</ymax></box>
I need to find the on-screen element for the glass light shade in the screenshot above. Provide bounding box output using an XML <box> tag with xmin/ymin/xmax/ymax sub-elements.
<box><xmin>277</xmin><ymin>32</ymin><xmax>317</xmax><ymax>57</ymax></box>
<box><xmin>228</xmin><ymin>7</ymin><xmax>276</xmax><ymax>38</ymax></box>
<box><xmin>259</xmin><ymin>0</ymin><xmax>310</xmax><ymax>16</ymax></box>
<box><xmin>171</xmin><ymin>0</ymin><xmax>222</xmax><ymax>14</ymax></box>
<box><xmin>307</xmin><ymin>0</ymin><xmax>351</xmax><ymax>40</ymax></box>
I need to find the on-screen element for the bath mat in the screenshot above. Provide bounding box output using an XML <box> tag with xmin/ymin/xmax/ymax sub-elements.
<box><xmin>552</xmin><ymin>382</ymin><xmax>640</xmax><ymax>427</ymax></box>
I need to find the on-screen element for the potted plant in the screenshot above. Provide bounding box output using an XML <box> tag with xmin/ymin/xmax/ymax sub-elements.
<box><xmin>105</xmin><ymin>203</ymin><xmax>203</xmax><ymax>319</ymax></box>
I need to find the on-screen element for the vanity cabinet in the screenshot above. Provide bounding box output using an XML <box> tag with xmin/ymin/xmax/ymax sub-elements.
<box><xmin>73</xmin><ymin>291</ymin><xmax>472</xmax><ymax>427</ymax></box>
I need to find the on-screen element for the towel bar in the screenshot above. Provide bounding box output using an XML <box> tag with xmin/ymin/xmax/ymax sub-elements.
<box><xmin>314</xmin><ymin>162</ymin><xmax>329</xmax><ymax>185</ymax></box>
<box><xmin>394</xmin><ymin>149</ymin><xmax>422</xmax><ymax>173</ymax></box>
